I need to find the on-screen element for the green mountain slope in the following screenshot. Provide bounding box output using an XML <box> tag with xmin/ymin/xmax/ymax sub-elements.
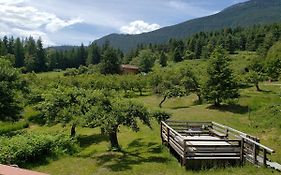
<box><xmin>94</xmin><ymin>0</ymin><xmax>281</xmax><ymax>52</ymax></box>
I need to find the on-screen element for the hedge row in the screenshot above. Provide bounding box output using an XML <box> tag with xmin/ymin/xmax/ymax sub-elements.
<box><xmin>0</xmin><ymin>121</ymin><xmax>29</xmax><ymax>135</ymax></box>
<box><xmin>0</xmin><ymin>133</ymin><xmax>77</xmax><ymax>166</ymax></box>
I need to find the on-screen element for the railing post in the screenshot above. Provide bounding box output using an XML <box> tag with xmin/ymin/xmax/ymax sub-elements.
<box><xmin>226</xmin><ymin>129</ymin><xmax>229</xmax><ymax>138</ymax></box>
<box><xmin>253</xmin><ymin>144</ymin><xmax>257</xmax><ymax>164</ymax></box>
<box><xmin>240</xmin><ymin>138</ymin><xmax>244</xmax><ymax>164</ymax></box>
<box><xmin>182</xmin><ymin>140</ymin><xmax>187</xmax><ymax>166</ymax></box>
<box><xmin>160</xmin><ymin>122</ymin><xmax>163</xmax><ymax>144</ymax></box>
<box><xmin>263</xmin><ymin>149</ymin><xmax>267</xmax><ymax>167</ymax></box>
<box><xmin>167</xmin><ymin>127</ymin><xmax>170</xmax><ymax>146</ymax></box>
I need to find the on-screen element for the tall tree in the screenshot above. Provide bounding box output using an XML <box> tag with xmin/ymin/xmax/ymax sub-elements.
<box><xmin>89</xmin><ymin>98</ymin><xmax>151</xmax><ymax>150</ymax></box>
<box><xmin>100</xmin><ymin>47</ymin><xmax>120</xmax><ymax>74</ymax></box>
<box><xmin>0</xmin><ymin>58</ymin><xmax>26</xmax><ymax>121</ymax></box>
<box><xmin>86</xmin><ymin>43</ymin><xmax>101</xmax><ymax>65</ymax></box>
<box><xmin>137</xmin><ymin>49</ymin><xmax>155</xmax><ymax>73</ymax></box>
<box><xmin>36</xmin><ymin>39</ymin><xmax>47</xmax><ymax>72</ymax></box>
<box><xmin>159</xmin><ymin>51</ymin><xmax>168</xmax><ymax>67</ymax></box>
<box><xmin>203</xmin><ymin>47</ymin><xmax>239</xmax><ymax>106</ymax></box>
<box><xmin>14</xmin><ymin>38</ymin><xmax>25</xmax><ymax>68</ymax></box>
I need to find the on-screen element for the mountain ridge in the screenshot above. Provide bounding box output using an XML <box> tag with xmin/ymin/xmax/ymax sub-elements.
<box><xmin>94</xmin><ymin>0</ymin><xmax>281</xmax><ymax>52</ymax></box>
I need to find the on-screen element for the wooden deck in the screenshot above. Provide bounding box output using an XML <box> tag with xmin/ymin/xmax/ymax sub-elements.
<box><xmin>161</xmin><ymin>121</ymin><xmax>281</xmax><ymax>171</ymax></box>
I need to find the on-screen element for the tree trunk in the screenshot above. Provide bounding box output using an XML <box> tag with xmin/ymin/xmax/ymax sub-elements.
<box><xmin>70</xmin><ymin>123</ymin><xmax>76</xmax><ymax>137</ymax></box>
<box><xmin>196</xmin><ymin>93</ymin><xmax>202</xmax><ymax>104</ymax></box>
<box><xmin>159</xmin><ymin>96</ymin><xmax>167</xmax><ymax>108</ymax></box>
<box><xmin>139</xmin><ymin>89</ymin><xmax>142</xmax><ymax>96</ymax></box>
<box><xmin>109</xmin><ymin>129</ymin><xmax>120</xmax><ymax>151</ymax></box>
<box><xmin>255</xmin><ymin>83</ymin><xmax>261</xmax><ymax>91</ymax></box>
<box><xmin>214</xmin><ymin>99</ymin><xmax>220</xmax><ymax>107</ymax></box>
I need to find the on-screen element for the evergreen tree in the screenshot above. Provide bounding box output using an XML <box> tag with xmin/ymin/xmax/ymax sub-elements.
<box><xmin>173</xmin><ymin>47</ymin><xmax>183</xmax><ymax>62</ymax></box>
<box><xmin>24</xmin><ymin>37</ymin><xmax>37</xmax><ymax>72</ymax></box>
<box><xmin>36</xmin><ymin>39</ymin><xmax>47</xmax><ymax>72</ymax></box>
<box><xmin>203</xmin><ymin>47</ymin><xmax>239</xmax><ymax>106</ymax></box>
<box><xmin>14</xmin><ymin>38</ymin><xmax>25</xmax><ymax>68</ymax></box>
<box><xmin>100</xmin><ymin>47</ymin><xmax>120</xmax><ymax>74</ymax></box>
<box><xmin>0</xmin><ymin>58</ymin><xmax>26</xmax><ymax>121</ymax></box>
<box><xmin>7</xmin><ymin>36</ymin><xmax>14</xmax><ymax>54</ymax></box>
<box><xmin>159</xmin><ymin>51</ymin><xmax>167</xmax><ymax>67</ymax></box>
<box><xmin>86</xmin><ymin>43</ymin><xmax>101</xmax><ymax>65</ymax></box>
<box><xmin>79</xmin><ymin>43</ymin><xmax>87</xmax><ymax>66</ymax></box>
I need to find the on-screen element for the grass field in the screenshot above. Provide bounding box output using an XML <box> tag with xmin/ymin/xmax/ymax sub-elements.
<box><xmin>6</xmin><ymin>51</ymin><xmax>280</xmax><ymax>174</ymax></box>
<box><xmin>23</xmin><ymin>82</ymin><xmax>280</xmax><ymax>175</ymax></box>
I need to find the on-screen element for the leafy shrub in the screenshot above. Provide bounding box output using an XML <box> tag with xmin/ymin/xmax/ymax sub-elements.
<box><xmin>0</xmin><ymin>133</ymin><xmax>77</xmax><ymax>166</ymax></box>
<box><xmin>150</xmin><ymin>110</ymin><xmax>171</xmax><ymax>123</ymax></box>
<box><xmin>0</xmin><ymin>121</ymin><xmax>29</xmax><ymax>135</ymax></box>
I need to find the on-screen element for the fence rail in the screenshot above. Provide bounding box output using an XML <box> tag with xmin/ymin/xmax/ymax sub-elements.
<box><xmin>161</xmin><ymin>120</ymin><xmax>277</xmax><ymax>168</ymax></box>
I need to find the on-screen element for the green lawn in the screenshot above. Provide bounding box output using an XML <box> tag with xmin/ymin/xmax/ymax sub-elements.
<box><xmin>25</xmin><ymin>82</ymin><xmax>281</xmax><ymax>175</ymax></box>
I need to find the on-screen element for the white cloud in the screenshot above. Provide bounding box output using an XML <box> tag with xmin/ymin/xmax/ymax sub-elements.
<box><xmin>120</xmin><ymin>20</ymin><xmax>160</xmax><ymax>35</ymax></box>
<box><xmin>45</xmin><ymin>17</ymin><xmax>83</xmax><ymax>33</ymax></box>
<box><xmin>12</xmin><ymin>28</ymin><xmax>55</xmax><ymax>46</ymax></box>
<box><xmin>0</xmin><ymin>0</ymin><xmax>83</xmax><ymax>46</ymax></box>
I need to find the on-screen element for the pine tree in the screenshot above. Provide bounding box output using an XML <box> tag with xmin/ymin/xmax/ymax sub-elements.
<box><xmin>86</xmin><ymin>43</ymin><xmax>101</xmax><ymax>65</ymax></box>
<box><xmin>173</xmin><ymin>47</ymin><xmax>183</xmax><ymax>62</ymax></box>
<box><xmin>36</xmin><ymin>39</ymin><xmax>47</xmax><ymax>72</ymax></box>
<box><xmin>14</xmin><ymin>38</ymin><xmax>25</xmax><ymax>68</ymax></box>
<box><xmin>100</xmin><ymin>47</ymin><xmax>120</xmax><ymax>74</ymax></box>
<box><xmin>159</xmin><ymin>51</ymin><xmax>167</xmax><ymax>67</ymax></box>
<box><xmin>203</xmin><ymin>47</ymin><xmax>239</xmax><ymax>106</ymax></box>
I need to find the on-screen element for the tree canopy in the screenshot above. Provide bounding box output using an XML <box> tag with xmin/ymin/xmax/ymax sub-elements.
<box><xmin>0</xmin><ymin>58</ymin><xmax>26</xmax><ymax>121</ymax></box>
<box><xmin>203</xmin><ymin>47</ymin><xmax>239</xmax><ymax>106</ymax></box>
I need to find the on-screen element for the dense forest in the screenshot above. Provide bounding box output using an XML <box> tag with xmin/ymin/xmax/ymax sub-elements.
<box><xmin>1</xmin><ymin>23</ymin><xmax>281</xmax><ymax>81</ymax></box>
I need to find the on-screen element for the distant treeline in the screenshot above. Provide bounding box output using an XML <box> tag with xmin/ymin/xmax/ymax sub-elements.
<box><xmin>126</xmin><ymin>23</ymin><xmax>281</xmax><ymax>62</ymax></box>
<box><xmin>0</xmin><ymin>23</ymin><xmax>281</xmax><ymax>73</ymax></box>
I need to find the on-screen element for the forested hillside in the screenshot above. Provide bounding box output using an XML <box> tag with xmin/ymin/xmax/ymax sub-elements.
<box><xmin>95</xmin><ymin>0</ymin><xmax>281</xmax><ymax>52</ymax></box>
<box><xmin>1</xmin><ymin>23</ymin><xmax>281</xmax><ymax>74</ymax></box>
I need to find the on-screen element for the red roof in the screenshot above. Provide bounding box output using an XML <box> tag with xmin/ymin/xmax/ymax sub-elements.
<box><xmin>0</xmin><ymin>164</ymin><xmax>49</xmax><ymax>175</ymax></box>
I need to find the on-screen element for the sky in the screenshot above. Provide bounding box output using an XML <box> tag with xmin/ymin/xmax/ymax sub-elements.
<box><xmin>0</xmin><ymin>0</ymin><xmax>249</xmax><ymax>46</ymax></box>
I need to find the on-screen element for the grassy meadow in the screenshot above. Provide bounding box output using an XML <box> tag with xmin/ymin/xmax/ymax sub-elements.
<box><xmin>2</xmin><ymin>51</ymin><xmax>281</xmax><ymax>175</ymax></box>
<box><xmin>28</xmin><ymin>84</ymin><xmax>280</xmax><ymax>175</ymax></box>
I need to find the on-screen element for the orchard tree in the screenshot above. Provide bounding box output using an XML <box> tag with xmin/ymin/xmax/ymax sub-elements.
<box><xmin>179</xmin><ymin>67</ymin><xmax>202</xmax><ymax>103</ymax></box>
<box><xmin>203</xmin><ymin>47</ymin><xmax>239</xmax><ymax>106</ymax></box>
<box><xmin>265</xmin><ymin>41</ymin><xmax>281</xmax><ymax>80</ymax></box>
<box><xmin>151</xmin><ymin>69</ymin><xmax>185</xmax><ymax>108</ymax></box>
<box><xmin>0</xmin><ymin>58</ymin><xmax>26</xmax><ymax>121</ymax></box>
<box><xmin>36</xmin><ymin>86</ymin><xmax>106</xmax><ymax>137</ymax></box>
<box><xmin>246</xmin><ymin>71</ymin><xmax>265</xmax><ymax>91</ymax></box>
<box><xmin>85</xmin><ymin>97</ymin><xmax>151</xmax><ymax>150</ymax></box>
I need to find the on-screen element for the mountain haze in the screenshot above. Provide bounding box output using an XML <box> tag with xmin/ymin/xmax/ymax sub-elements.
<box><xmin>94</xmin><ymin>0</ymin><xmax>281</xmax><ymax>52</ymax></box>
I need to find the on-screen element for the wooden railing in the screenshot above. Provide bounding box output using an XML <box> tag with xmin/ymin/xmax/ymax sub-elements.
<box><xmin>161</xmin><ymin>121</ymin><xmax>275</xmax><ymax>167</ymax></box>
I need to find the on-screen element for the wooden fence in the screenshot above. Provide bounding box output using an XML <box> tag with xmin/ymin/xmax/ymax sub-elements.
<box><xmin>161</xmin><ymin>121</ymin><xmax>275</xmax><ymax>167</ymax></box>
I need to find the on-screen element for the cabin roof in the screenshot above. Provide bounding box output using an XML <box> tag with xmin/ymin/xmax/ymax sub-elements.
<box><xmin>121</xmin><ymin>64</ymin><xmax>139</xmax><ymax>70</ymax></box>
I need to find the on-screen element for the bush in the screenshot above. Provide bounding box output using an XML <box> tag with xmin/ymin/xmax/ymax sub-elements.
<box><xmin>0</xmin><ymin>133</ymin><xmax>77</xmax><ymax>166</ymax></box>
<box><xmin>0</xmin><ymin>121</ymin><xmax>29</xmax><ymax>135</ymax></box>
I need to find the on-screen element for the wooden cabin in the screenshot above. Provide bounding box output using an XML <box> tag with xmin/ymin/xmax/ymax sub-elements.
<box><xmin>0</xmin><ymin>164</ymin><xmax>48</xmax><ymax>175</ymax></box>
<box><xmin>120</xmin><ymin>64</ymin><xmax>139</xmax><ymax>74</ymax></box>
<box><xmin>161</xmin><ymin>121</ymin><xmax>280</xmax><ymax>170</ymax></box>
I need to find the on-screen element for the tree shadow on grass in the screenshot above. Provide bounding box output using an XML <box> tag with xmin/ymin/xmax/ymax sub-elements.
<box><xmin>168</xmin><ymin>105</ymin><xmax>190</xmax><ymax>110</ymax></box>
<box><xmin>207</xmin><ymin>104</ymin><xmax>249</xmax><ymax>114</ymax></box>
<box><xmin>95</xmin><ymin>138</ymin><xmax>170</xmax><ymax>172</ymax></box>
<box><xmin>77</xmin><ymin>134</ymin><xmax>108</xmax><ymax>148</ymax></box>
